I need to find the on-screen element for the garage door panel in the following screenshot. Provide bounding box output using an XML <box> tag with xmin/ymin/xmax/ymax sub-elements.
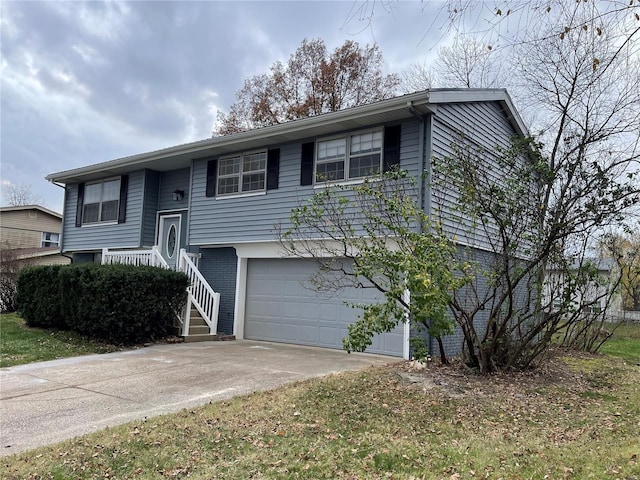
<box><xmin>318</xmin><ymin>326</ymin><xmax>340</xmax><ymax>346</ymax></box>
<box><xmin>245</xmin><ymin>258</ymin><xmax>403</xmax><ymax>357</ymax></box>
<box><xmin>299</xmin><ymin>325</ymin><xmax>319</xmax><ymax>343</ymax></box>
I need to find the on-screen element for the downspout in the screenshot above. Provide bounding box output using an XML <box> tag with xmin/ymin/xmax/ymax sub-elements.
<box><xmin>47</xmin><ymin>179</ymin><xmax>69</xmax><ymax>260</ymax></box>
<box><xmin>406</xmin><ymin>102</ymin><xmax>431</xmax><ymax>359</ymax></box>
<box><xmin>407</xmin><ymin>102</ymin><xmax>428</xmax><ymax>216</ymax></box>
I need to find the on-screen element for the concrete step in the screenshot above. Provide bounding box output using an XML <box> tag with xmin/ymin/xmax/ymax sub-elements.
<box><xmin>188</xmin><ymin>314</ymin><xmax>207</xmax><ymax>327</ymax></box>
<box><xmin>183</xmin><ymin>334</ymin><xmax>236</xmax><ymax>343</ymax></box>
<box><xmin>188</xmin><ymin>324</ymin><xmax>211</xmax><ymax>336</ymax></box>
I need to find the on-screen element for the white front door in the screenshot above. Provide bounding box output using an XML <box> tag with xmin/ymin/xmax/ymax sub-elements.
<box><xmin>157</xmin><ymin>214</ymin><xmax>181</xmax><ymax>269</ymax></box>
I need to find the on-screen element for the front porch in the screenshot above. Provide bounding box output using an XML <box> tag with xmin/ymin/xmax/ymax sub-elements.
<box><xmin>101</xmin><ymin>247</ymin><xmax>222</xmax><ymax>342</ymax></box>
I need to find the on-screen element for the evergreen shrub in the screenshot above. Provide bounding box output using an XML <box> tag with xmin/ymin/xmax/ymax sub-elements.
<box><xmin>17</xmin><ymin>263</ymin><xmax>188</xmax><ymax>345</ymax></box>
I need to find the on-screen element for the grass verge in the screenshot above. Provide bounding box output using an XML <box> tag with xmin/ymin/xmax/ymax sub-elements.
<box><xmin>1</xmin><ymin>349</ymin><xmax>639</xmax><ymax>479</ymax></box>
<box><xmin>0</xmin><ymin>313</ymin><xmax>119</xmax><ymax>368</ymax></box>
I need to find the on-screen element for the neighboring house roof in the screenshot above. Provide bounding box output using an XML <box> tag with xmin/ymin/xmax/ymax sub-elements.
<box><xmin>0</xmin><ymin>205</ymin><xmax>62</xmax><ymax>219</ymax></box>
<box><xmin>13</xmin><ymin>247</ymin><xmax>64</xmax><ymax>260</ymax></box>
<box><xmin>46</xmin><ymin>89</ymin><xmax>528</xmax><ymax>185</ymax></box>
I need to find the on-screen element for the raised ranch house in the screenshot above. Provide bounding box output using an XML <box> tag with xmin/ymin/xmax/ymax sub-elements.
<box><xmin>46</xmin><ymin>89</ymin><xmax>528</xmax><ymax>359</ymax></box>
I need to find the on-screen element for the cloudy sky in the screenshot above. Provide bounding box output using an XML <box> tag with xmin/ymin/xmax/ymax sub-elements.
<box><xmin>1</xmin><ymin>0</ymin><xmax>454</xmax><ymax>213</ymax></box>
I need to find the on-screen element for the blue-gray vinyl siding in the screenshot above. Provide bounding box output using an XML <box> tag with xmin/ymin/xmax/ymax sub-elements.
<box><xmin>197</xmin><ymin>247</ymin><xmax>237</xmax><ymax>335</ymax></box>
<box><xmin>158</xmin><ymin>168</ymin><xmax>190</xmax><ymax>212</ymax></box>
<box><xmin>63</xmin><ymin>168</ymin><xmax>192</xmax><ymax>253</ymax></box>
<box><xmin>188</xmin><ymin>120</ymin><xmax>421</xmax><ymax>246</ymax></box>
<box><xmin>429</xmin><ymin>101</ymin><xmax>520</xmax><ymax>251</ymax></box>
<box><xmin>141</xmin><ymin>170</ymin><xmax>160</xmax><ymax>247</ymax></box>
<box><xmin>437</xmin><ymin>246</ymin><xmax>535</xmax><ymax>358</ymax></box>
<box><xmin>62</xmin><ymin>171</ymin><xmax>146</xmax><ymax>252</ymax></box>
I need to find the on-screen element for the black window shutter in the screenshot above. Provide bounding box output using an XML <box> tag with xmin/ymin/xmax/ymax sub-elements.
<box><xmin>267</xmin><ymin>148</ymin><xmax>280</xmax><ymax>190</ymax></box>
<box><xmin>383</xmin><ymin>125</ymin><xmax>402</xmax><ymax>172</ymax></box>
<box><xmin>75</xmin><ymin>183</ymin><xmax>85</xmax><ymax>227</ymax></box>
<box><xmin>206</xmin><ymin>159</ymin><xmax>218</xmax><ymax>197</ymax></box>
<box><xmin>118</xmin><ymin>175</ymin><xmax>129</xmax><ymax>224</ymax></box>
<box><xmin>300</xmin><ymin>142</ymin><xmax>315</xmax><ymax>186</ymax></box>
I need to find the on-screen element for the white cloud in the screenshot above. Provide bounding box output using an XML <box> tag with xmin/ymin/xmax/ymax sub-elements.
<box><xmin>71</xmin><ymin>43</ymin><xmax>107</xmax><ymax>67</ymax></box>
<box><xmin>47</xmin><ymin>0</ymin><xmax>132</xmax><ymax>43</ymax></box>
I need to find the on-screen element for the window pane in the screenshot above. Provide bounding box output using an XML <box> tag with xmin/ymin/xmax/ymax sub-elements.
<box><xmin>316</xmin><ymin>161</ymin><xmax>345</xmax><ymax>182</ymax></box>
<box><xmin>41</xmin><ymin>232</ymin><xmax>59</xmax><ymax>247</ymax></box>
<box><xmin>318</xmin><ymin>138</ymin><xmax>346</xmax><ymax>161</ymax></box>
<box><xmin>349</xmin><ymin>154</ymin><xmax>381</xmax><ymax>178</ymax></box>
<box><xmin>351</xmin><ymin>131</ymin><xmax>382</xmax><ymax>155</ymax></box>
<box><xmin>83</xmin><ymin>203</ymin><xmax>99</xmax><ymax>223</ymax></box>
<box><xmin>101</xmin><ymin>200</ymin><xmax>119</xmax><ymax>221</ymax></box>
<box><xmin>243</xmin><ymin>152</ymin><xmax>266</xmax><ymax>172</ymax></box>
<box><xmin>167</xmin><ymin>224</ymin><xmax>177</xmax><ymax>258</ymax></box>
<box><xmin>84</xmin><ymin>184</ymin><xmax>101</xmax><ymax>203</ymax></box>
<box><xmin>219</xmin><ymin>157</ymin><xmax>241</xmax><ymax>176</ymax></box>
<box><xmin>218</xmin><ymin>177</ymin><xmax>239</xmax><ymax>195</ymax></box>
<box><xmin>102</xmin><ymin>180</ymin><xmax>121</xmax><ymax>201</ymax></box>
<box><xmin>242</xmin><ymin>172</ymin><xmax>265</xmax><ymax>192</ymax></box>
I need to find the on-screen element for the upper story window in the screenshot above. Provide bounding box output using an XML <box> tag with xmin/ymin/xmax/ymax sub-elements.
<box><xmin>41</xmin><ymin>232</ymin><xmax>60</xmax><ymax>247</ymax></box>
<box><xmin>83</xmin><ymin>178</ymin><xmax>121</xmax><ymax>224</ymax></box>
<box><xmin>206</xmin><ymin>149</ymin><xmax>280</xmax><ymax>198</ymax></box>
<box><xmin>217</xmin><ymin>151</ymin><xmax>267</xmax><ymax>196</ymax></box>
<box><xmin>75</xmin><ymin>175</ymin><xmax>128</xmax><ymax>228</ymax></box>
<box><xmin>315</xmin><ymin>129</ymin><xmax>383</xmax><ymax>184</ymax></box>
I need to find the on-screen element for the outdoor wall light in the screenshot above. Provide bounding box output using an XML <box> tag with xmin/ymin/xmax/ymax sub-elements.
<box><xmin>173</xmin><ymin>189</ymin><xmax>185</xmax><ymax>202</ymax></box>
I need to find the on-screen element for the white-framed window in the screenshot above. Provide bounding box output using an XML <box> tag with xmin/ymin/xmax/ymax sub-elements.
<box><xmin>83</xmin><ymin>178</ymin><xmax>121</xmax><ymax>224</ymax></box>
<box><xmin>315</xmin><ymin>129</ymin><xmax>383</xmax><ymax>183</ymax></box>
<box><xmin>41</xmin><ymin>232</ymin><xmax>60</xmax><ymax>247</ymax></box>
<box><xmin>217</xmin><ymin>151</ymin><xmax>267</xmax><ymax>196</ymax></box>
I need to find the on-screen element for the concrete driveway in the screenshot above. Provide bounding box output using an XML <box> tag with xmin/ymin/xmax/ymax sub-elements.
<box><xmin>0</xmin><ymin>340</ymin><xmax>398</xmax><ymax>456</ymax></box>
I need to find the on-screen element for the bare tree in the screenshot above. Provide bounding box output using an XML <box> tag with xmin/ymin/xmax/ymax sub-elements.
<box><xmin>400</xmin><ymin>62</ymin><xmax>436</xmax><ymax>93</ymax></box>
<box><xmin>353</xmin><ymin>1</ymin><xmax>639</xmax><ymax>53</ymax></box>
<box><xmin>215</xmin><ymin>39</ymin><xmax>400</xmax><ymax>135</ymax></box>
<box><xmin>435</xmin><ymin>36</ymin><xmax>509</xmax><ymax>88</ymax></box>
<box><xmin>2</xmin><ymin>182</ymin><xmax>45</xmax><ymax>207</ymax></box>
<box><xmin>431</xmin><ymin>4</ymin><xmax>639</xmax><ymax>371</ymax></box>
<box><xmin>400</xmin><ymin>35</ymin><xmax>512</xmax><ymax>96</ymax></box>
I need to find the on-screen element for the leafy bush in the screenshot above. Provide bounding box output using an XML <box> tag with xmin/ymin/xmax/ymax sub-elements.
<box><xmin>0</xmin><ymin>247</ymin><xmax>26</xmax><ymax>313</ymax></box>
<box><xmin>17</xmin><ymin>264</ymin><xmax>189</xmax><ymax>345</ymax></box>
<box><xmin>16</xmin><ymin>265</ymin><xmax>65</xmax><ymax>328</ymax></box>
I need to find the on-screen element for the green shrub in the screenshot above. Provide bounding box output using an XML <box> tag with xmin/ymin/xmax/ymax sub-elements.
<box><xmin>17</xmin><ymin>264</ymin><xmax>188</xmax><ymax>345</ymax></box>
<box><xmin>16</xmin><ymin>265</ymin><xmax>65</xmax><ymax>328</ymax></box>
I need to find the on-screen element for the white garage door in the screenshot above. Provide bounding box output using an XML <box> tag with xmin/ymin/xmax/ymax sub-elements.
<box><xmin>245</xmin><ymin>258</ymin><xmax>404</xmax><ymax>357</ymax></box>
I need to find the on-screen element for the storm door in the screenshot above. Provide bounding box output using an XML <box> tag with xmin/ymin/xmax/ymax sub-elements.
<box><xmin>157</xmin><ymin>214</ymin><xmax>181</xmax><ymax>269</ymax></box>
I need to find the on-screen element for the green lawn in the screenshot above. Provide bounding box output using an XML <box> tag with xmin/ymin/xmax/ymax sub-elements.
<box><xmin>600</xmin><ymin>321</ymin><xmax>640</xmax><ymax>364</ymax></box>
<box><xmin>0</xmin><ymin>313</ymin><xmax>119</xmax><ymax>368</ymax></box>
<box><xmin>2</xmin><ymin>347</ymin><xmax>640</xmax><ymax>478</ymax></box>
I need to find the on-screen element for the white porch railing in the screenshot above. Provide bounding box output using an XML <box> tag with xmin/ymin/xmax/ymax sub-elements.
<box><xmin>182</xmin><ymin>250</ymin><xmax>200</xmax><ymax>269</ymax></box>
<box><xmin>101</xmin><ymin>246</ymin><xmax>170</xmax><ymax>269</ymax></box>
<box><xmin>179</xmin><ymin>248</ymin><xmax>220</xmax><ymax>337</ymax></box>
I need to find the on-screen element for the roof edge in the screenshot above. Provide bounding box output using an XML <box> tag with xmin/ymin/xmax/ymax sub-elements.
<box><xmin>0</xmin><ymin>205</ymin><xmax>63</xmax><ymax>218</ymax></box>
<box><xmin>46</xmin><ymin>88</ymin><xmax>528</xmax><ymax>183</ymax></box>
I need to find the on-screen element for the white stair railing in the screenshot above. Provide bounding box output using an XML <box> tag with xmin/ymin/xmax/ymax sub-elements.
<box><xmin>178</xmin><ymin>248</ymin><xmax>220</xmax><ymax>336</ymax></box>
<box><xmin>101</xmin><ymin>246</ymin><xmax>170</xmax><ymax>269</ymax></box>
